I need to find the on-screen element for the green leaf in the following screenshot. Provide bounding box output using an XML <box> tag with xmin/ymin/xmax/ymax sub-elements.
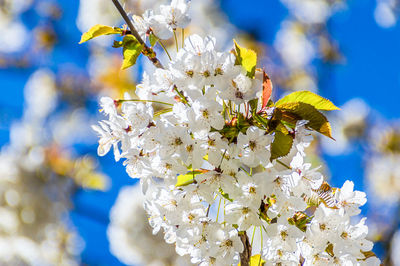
<box><xmin>278</xmin><ymin>102</ymin><xmax>333</xmax><ymax>139</ymax></box>
<box><xmin>270</xmin><ymin>131</ymin><xmax>294</xmax><ymax>161</ymax></box>
<box><xmin>275</xmin><ymin>122</ymin><xmax>289</xmax><ymax>135</ymax></box>
<box><xmin>149</xmin><ymin>33</ymin><xmax>159</xmax><ymax>47</ymax></box>
<box><xmin>233</xmin><ymin>39</ymin><xmax>257</xmax><ymax>78</ymax></box>
<box><xmin>175</xmin><ymin>170</ymin><xmax>203</xmax><ymax>187</ymax></box>
<box><xmin>264</xmin><ymin>108</ymin><xmax>283</xmax><ymax>133</ymax></box>
<box><xmin>121</xmin><ymin>35</ymin><xmax>144</xmax><ymax>70</ymax></box>
<box><xmin>275</xmin><ymin>91</ymin><xmax>340</xmax><ymax>111</ymax></box>
<box><xmin>79</xmin><ymin>24</ymin><xmax>122</xmax><ymax>44</ymax></box>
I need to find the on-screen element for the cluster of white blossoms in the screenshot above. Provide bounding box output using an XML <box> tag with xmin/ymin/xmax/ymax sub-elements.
<box><xmin>374</xmin><ymin>0</ymin><xmax>399</xmax><ymax>28</ymax></box>
<box><xmin>86</xmin><ymin>0</ymin><xmax>381</xmax><ymax>264</ymax></box>
<box><xmin>321</xmin><ymin>99</ymin><xmax>370</xmax><ymax>156</ymax></box>
<box><xmin>78</xmin><ymin>0</ymin><xmax>238</xmax><ymax>102</ymax></box>
<box><xmin>274</xmin><ymin>0</ymin><xmax>344</xmax><ymax>92</ymax></box>
<box><xmin>92</xmin><ymin>8</ymin><xmax>380</xmax><ymax>265</ymax></box>
<box><xmin>0</xmin><ymin>68</ymin><xmax>108</xmax><ymax>265</ymax></box>
<box><xmin>390</xmin><ymin>229</ymin><xmax>400</xmax><ymax>264</ymax></box>
<box><xmin>366</xmin><ymin>124</ymin><xmax>400</xmax><ymax>202</ymax></box>
<box><xmin>0</xmin><ymin>69</ymin><xmax>81</xmax><ymax>265</ymax></box>
<box><xmin>108</xmin><ymin>185</ymin><xmax>191</xmax><ymax>265</ymax></box>
<box><xmin>130</xmin><ymin>0</ymin><xmax>190</xmax><ymax>41</ymax></box>
<box><xmin>0</xmin><ymin>0</ymin><xmax>32</xmax><ymax>53</ymax></box>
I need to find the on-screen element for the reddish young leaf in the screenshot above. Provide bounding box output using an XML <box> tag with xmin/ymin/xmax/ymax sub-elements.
<box><xmin>262</xmin><ymin>71</ymin><xmax>273</xmax><ymax>110</ymax></box>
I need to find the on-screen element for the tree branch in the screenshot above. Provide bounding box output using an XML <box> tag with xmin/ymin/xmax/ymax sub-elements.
<box><xmin>239</xmin><ymin>231</ymin><xmax>252</xmax><ymax>266</ymax></box>
<box><xmin>111</xmin><ymin>0</ymin><xmax>164</xmax><ymax>69</ymax></box>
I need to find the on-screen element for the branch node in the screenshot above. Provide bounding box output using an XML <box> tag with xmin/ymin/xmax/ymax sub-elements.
<box><xmin>111</xmin><ymin>0</ymin><xmax>164</xmax><ymax>69</ymax></box>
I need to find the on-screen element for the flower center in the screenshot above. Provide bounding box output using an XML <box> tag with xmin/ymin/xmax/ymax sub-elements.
<box><xmin>174</xmin><ymin>137</ymin><xmax>183</xmax><ymax>146</ymax></box>
<box><xmin>249</xmin><ymin>140</ymin><xmax>257</xmax><ymax>150</ymax></box>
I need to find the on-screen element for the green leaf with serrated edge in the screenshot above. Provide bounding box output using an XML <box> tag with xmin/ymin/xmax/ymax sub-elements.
<box><xmin>149</xmin><ymin>33</ymin><xmax>159</xmax><ymax>47</ymax></box>
<box><xmin>233</xmin><ymin>39</ymin><xmax>257</xmax><ymax>78</ymax></box>
<box><xmin>275</xmin><ymin>122</ymin><xmax>289</xmax><ymax>135</ymax></box>
<box><xmin>121</xmin><ymin>35</ymin><xmax>144</xmax><ymax>70</ymax></box>
<box><xmin>79</xmin><ymin>24</ymin><xmax>122</xmax><ymax>44</ymax></box>
<box><xmin>270</xmin><ymin>131</ymin><xmax>293</xmax><ymax>161</ymax></box>
<box><xmin>278</xmin><ymin>102</ymin><xmax>333</xmax><ymax>139</ymax></box>
<box><xmin>175</xmin><ymin>170</ymin><xmax>202</xmax><ymax>187</ymax></box>
<box><xmin>275</xmin><ymin>91</ymin><xmax>340</xmax><ymax>111</ymax></box>
<box><xmin>280</xmin><ymin>111</ymin><xmax>298</xmax><ymax>128</ymax></box>
<box><xmin>265</xmin><ymin>108</ymin><xmax>283</xmax><ymax>133</ymax></box>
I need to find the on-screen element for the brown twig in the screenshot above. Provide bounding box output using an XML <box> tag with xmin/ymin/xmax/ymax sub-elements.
<box><xmin>239</xmin><ymin>231</ymin><xmax>252</xmax><ymax>266</ymax></box>
<box><xmin>111</xmin><ymin>0</ymin><xmax>164</xmax><ymax>69</ymax></box>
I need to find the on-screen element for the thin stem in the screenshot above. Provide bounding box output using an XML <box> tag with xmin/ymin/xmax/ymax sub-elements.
<box><xmin>117</xmin><ymin>99</ymin><xmax>173</xmax><ymax>106</ymax></box>
<box><xmin>213</xmin><ymin>193</ymin><xmax>219</xmax><ymax>201</ymax></box>
<box><xmin>174</xmin><ymin>87</ymin><xmax>191</xmax><ymax>106</ymax></box>
<box><xmin>206</xmin><ymin>204</ymin><xmax>211</xmax><ymax>217</ymax></box>
<box><xmin>173</xmin><ymin>29</ymin><xmax>179</xmax><ymax>52</ymax></box>
<box><xmin>250</xmin><ymin>226</ymin><xmax>256</xmax><ymax>246</ymax></box>
<box><xmin>159</xmin><ymin>40</ymin><xmax>172</xmax><ymax>61</ymax></box>
<box><xmin>222</xmin><ymin>100</ymin><xmax>228</xmax><ymax>120</ymax></box>
<box><xmin>249</xmin><ymin>167</ymin><xmax>253</xmax><ymax>176</ymax></box>
<box><xmin>218</xmin><ymin>149</ymin><xmax>227</xmax><ymax>167</ymax></box>
<box><xmin>258</xmin><ymin>226</ymin><xmax>265</xmax><ymax>266</ymax></box>
<box><xmin>240</xmin><ymin>167</ymin><xmax>250</xmax><ymax>176</ymax></box>
<box><xmin>277</xmin><ymin>159</ymin><xmax>291</xmax><ymax>169</ymax></box>
<box><xmin>111</xmin><ymin>0</ymin><xmax>164</xmax><ymax>69</ymax></box>
<box><xmin>181</xmin><ymin>28</ymin><xmax>185</xmax><ymax>47</ymax></box>
<box><xmin>223</xmin><ymin>199</ymin><xmax>226</xmax><ymax>222</ymax></box>
<box><xmin>216</xmin><ymin>197</ymin><xmax>222</xmax><ymax>223</ymax></box>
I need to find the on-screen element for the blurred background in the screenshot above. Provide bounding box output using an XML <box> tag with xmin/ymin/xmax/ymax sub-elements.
<box><xmin>0</xmin><ymin>0</ymin><xmax>399</xmax><ymax>265</ymax></box>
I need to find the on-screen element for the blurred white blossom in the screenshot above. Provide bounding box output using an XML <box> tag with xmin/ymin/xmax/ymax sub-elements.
<box><xmin>108</xmin><ymin>186</ymin><xmax>191</xmax><ymax>265</ymax></box>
